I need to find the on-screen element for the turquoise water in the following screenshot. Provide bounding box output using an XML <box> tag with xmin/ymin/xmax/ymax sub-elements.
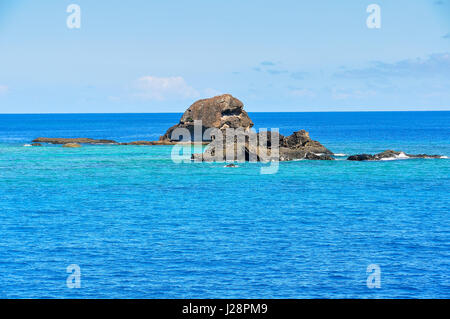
<box><xmin>0</xmin><ymin>112</ymin><xmax>449</xmax><ymax>298</ymax></box>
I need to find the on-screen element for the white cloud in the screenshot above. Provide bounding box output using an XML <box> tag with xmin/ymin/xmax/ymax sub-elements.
<box><xmin>0</xmin><ymin>85</ymin><xmax>8</xmax><ymax>95</ymax></box>
<box><xmin>134</xmin><ymin>76</ymin><xmax>199</xmax><ymax>101</ymax></box>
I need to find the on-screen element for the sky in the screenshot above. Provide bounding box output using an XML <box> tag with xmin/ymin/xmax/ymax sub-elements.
<box><xmin>0</xmin><ymin>0</ymin><xmax>449</xmax><ymax>113</ymax></box>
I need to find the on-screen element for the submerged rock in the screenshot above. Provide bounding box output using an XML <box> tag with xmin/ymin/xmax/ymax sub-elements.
<box><xmin>31</xmin><ymin>143</ymin><xmax>42</xmax><ymax>147</ymax></box>
<box><xmin>33</xmin><ymin>138</ymin><xmax>117</xmax><ymax>145</ymax></box>
<box><xmin>347</xmin><ymin>150</ymin><xmax>443</xmax><ymax>161</ymax></box>
<box><xmin>62</xmin><ymin>143</ymin><xmax>82</xmax><ymax>148</ymax></box>
<box><xmin>160</xmin><ymin>94</ymin><xmax>254</xmax><ymax>142</ymax></box>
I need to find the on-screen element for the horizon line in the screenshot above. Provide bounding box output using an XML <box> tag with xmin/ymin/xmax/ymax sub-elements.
<box><xmin>1</xmin><ymin>110</ymin><xmax>450</xmax><ymax>115</ymax></box>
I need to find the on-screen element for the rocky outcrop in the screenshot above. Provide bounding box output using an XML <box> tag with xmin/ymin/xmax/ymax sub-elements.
<box><xmin>279</xmin><ymin>130</ymin><xmax>333</xmax><ymax>161</ymax></box>
<box><xmin>192</xmin><ymin>129</ymin><xmax>334</xmax><ymax>162</ymax></box>
<box><xmin>31</xmin><ymin>143</ymin><xmax>42</xmax><ymax>147</ymax></box>
<box><xmin>62</xmin><ymin>143</ymin><xmax>82</xmax><ymax>148</ymax></box>
<box><xmin>32</xmin><ymin>138</ymin><xmax>117</xmax><ymax>145</ymax></box>
<box><xmin>160</xmin><ymin>94</ymin><xmax>253</xmax><ymax>142</ymax></box>
<box><xmin>347</xmin><ymin>150</ymin><xmax>443</xmax><ymax>161</ymax></box>
<box><xmin>30</xmin><ymin>95</ymin><xmax>444</xmax><ymax>163</ymax></box>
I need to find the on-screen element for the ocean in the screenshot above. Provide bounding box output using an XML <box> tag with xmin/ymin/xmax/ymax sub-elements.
<box><xmin>0</xmin><ymin>111</ymin><xmax>449</xmax><ymax>298</ymax></box>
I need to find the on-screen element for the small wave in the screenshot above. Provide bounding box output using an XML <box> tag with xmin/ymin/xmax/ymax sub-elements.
<box><xmin>333</xmin><ymin>153</ymin><xmax>347</xmax><ymax>157</ymax></box>
<box><xmin>380</xmin><ymin>152</ymin><xmax>409</xmax><ymax>161</ymax></box>
<box><xmin>23</xmin><ymin>144</ymin><xmax>32</xmax><ymax>147</ymax></box>
<box><xmin>397</xmin><ymin>152</ymin><xmax>409</xmax><ymax>159</ymax></box>
<box><xmin>441</xmin><ymin>156</ymin><xmax>449</xmax><ymax>159</ymax></box>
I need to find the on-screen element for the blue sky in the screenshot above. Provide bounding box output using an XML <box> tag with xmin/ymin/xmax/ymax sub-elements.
<box><xmin>0</xmin><ymin>0</ymin><xmax>449</xmax><ymax>113</ymax></box>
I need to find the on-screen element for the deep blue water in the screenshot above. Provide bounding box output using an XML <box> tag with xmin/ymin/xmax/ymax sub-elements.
<box><xmin>0</xmin><ymin>112</ymin><xmax>449</xmax><ymax>298</ymax></box>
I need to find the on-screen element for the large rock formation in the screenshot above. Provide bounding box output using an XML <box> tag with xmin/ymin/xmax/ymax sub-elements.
<box><xmin>161</xmin><ymin>94</ymin><xmax>334</xmax><ymax>162</ymax></box>
<box><xmin>160</xmin><ymin>94</ymin><xmax>253</xmax><ymax>142</ymax></box>
<box><xmin>347</xmin><ymin>150</ymin><xmax>443</xmax><ymax>161</ymax></box>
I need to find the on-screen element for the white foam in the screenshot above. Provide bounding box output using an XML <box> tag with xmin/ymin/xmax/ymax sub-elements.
<box><xmin>441</xmin><ymin>156</ymin><xmax>449</xmax><ymax>159</ymax></box>
<box><xmin>333</xmin><ymin>153</ymin><xmax>347</xmax><ymax>157</ymax></box>
<box><xmin>23</xmin><ymin>144</ymin><xmax>32</xmax><ymax>147</ymax></box>
<box><xmin>380</xmin><ymin>152</ymin><xmax>410</xmax><ymax>161</ymax></box>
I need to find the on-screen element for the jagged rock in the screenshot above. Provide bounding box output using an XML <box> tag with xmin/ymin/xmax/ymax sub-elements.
<box><xmin>347</xmin><ymin>150</ymin><xmax>443</xmax><ymax>161</ymax></box>
<box><xmin>280</xmin><ymin>130</ymin><xmax>332</xmax><ymax>155</ymax></box>
<box><xmin>32</xmin><ymin>138</ymin><xmax>117</xmax><ymax>145</ymax></box>
<box><xmin>160</xmin><ymin>94</ymin><xmax>253</xmax><ymax>142</ymax></box>
<box><xmin>62</xmin><ymin>143</ymin><xmax>82</xmax><ymax>148</ymax></box>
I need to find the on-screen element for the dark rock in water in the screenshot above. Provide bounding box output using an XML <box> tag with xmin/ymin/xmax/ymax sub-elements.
<box><xmin>160</xmin><ymin>94</ymin><xmax>254</xmax><ymax>142</ymax></box>
<box><xmin>408</xmin><ymin>154</ymin><xmax>443</xmax><ymax>159</ymax></box>
<box><xmin>347</xmin><ymin>150</ymin><xmax>443</xmax><ymax>161</ymax></box>
<box><xmin>225</xmin><ymin>164</ymin><xmax>237</xmax><ymax>168</ymax></box>
<box><xmin>32</xmin><ymin>138</ymin><xmax>117</xmax><ymax>145</ymax></box>
<box><xmin>304</xmin><ymin>152</ymin><xmax>334</xmax><ymax>161</ymax></box>
<box><xmin>347</xmin><ymin>154</ymin><xmax>375</xmax><ymax>161</ymax></box>
<box><xmin>31</xmin><ymin>143</ymin><xmax>42</xmax><ymax>147</ymax></box>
